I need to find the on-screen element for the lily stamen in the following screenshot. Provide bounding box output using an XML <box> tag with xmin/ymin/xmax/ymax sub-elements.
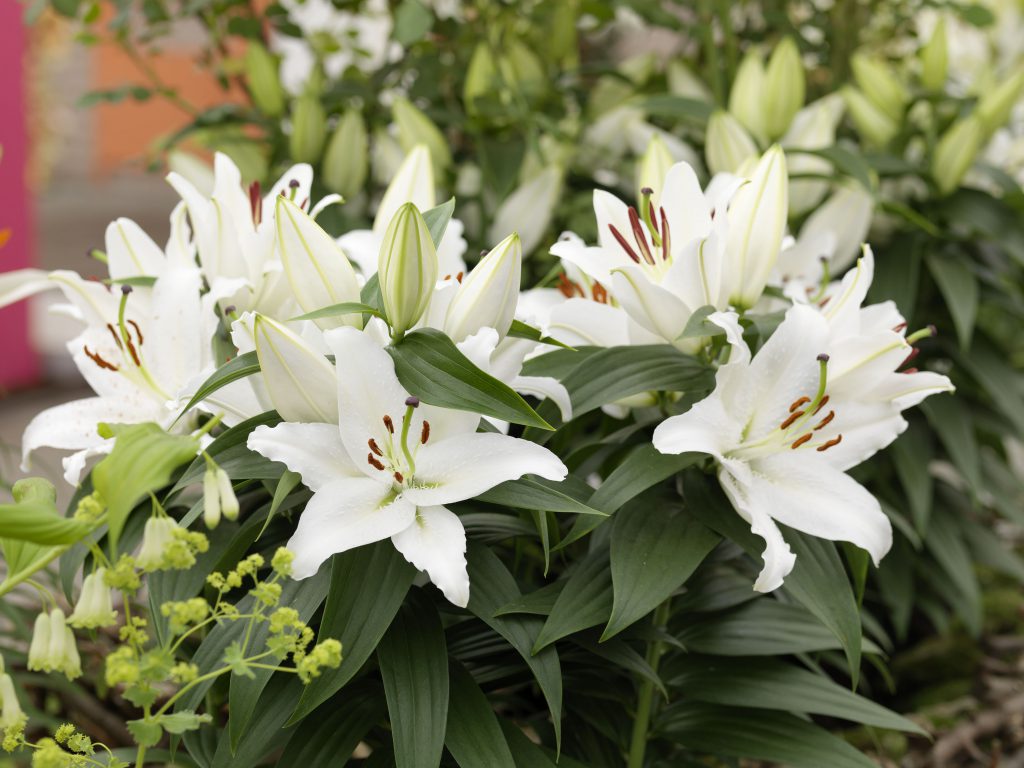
<box><xmin>368</xmin><ymin>438</ymin><xmax>383</xmax><ymax>457</ymax></box>
<box><xmin>421</xmin><ymin>421</ymin><xmax>430</xmax><ymax>444</ymax></box>
<box><xmin>249</xmin><ymin>180</ymin><xmax>262</xmax><ymax>226</ymax></box>
<box><xmin>813</xmin><ymin>411</ymin><xmax>835</xmax><ymax>430</ymax></box>
<box><xmin>789</xmin><ymin>396</ymin><xmax>810</xmax><ymax>412</ymax></box>
<box><xmin>393</xmin><ymin>471</ymin><xmax>404</xmax><ymax>483</ymax></box>
<box><xmin>592</xmin><ymin>282</ymin><xmax>609</xmax><ymax>304</ymax></box>
<box><xmin>83</xmin><ymin>346</ymin><xmax>119</xmax><ymax>372</ymax></box>
<box><xmin>659</xmin><ymin>206</ymin><xmax>671</xmax><ymax>259</ymax></box>
<box><xmin>905</xmin><ymin>324</ymin><xmax>937</xmax><ymax>344</ymax></box>
<box><xmin>128</xmin><ymin>319</ymin><xmax>144</xmax><ymax>346</ymax></box>
<box><xmin>106</xmin><ymin>323</ymin><xmax>123</xmax><ymax>350</ymax></box>
<box><xmin>367</xmin><ymin>453</ymin><xmax>385</xmax><ymax>471</ymax></box>
<box><xmin>638</xmin><ymin>188</ymin><xmax>662</xmax><ymax>249</ymax></box>
<box><xmin>627</xmin><ymin>207</ymin><xmax>656</xmax><ymax>265</ymax></box>
<box><xmin>608</xmin><ymin>224</ymin><xmax>643</xmax><ymax>264</ymax></box>
<box><xmin>791</xmin><ymin>433</ymin><xmax>813</xmax><ymax>449</ymax></box>
<box><xmin>383</xmin><ymin>415</ymin><xmax>395</xmax><ymax>434</ymax></box>
<box><xmin>817</xmin><ymin>435</ymin><xmax>843</xmax><ymax>451</ymax></box>
<box><xmin>813</xmin><ymin>394</ymin><xmax>830</xmax><ymax>415</ymax></box>
<box><xmin>780</xmin><ymin>410</ymin><xmax>805</xmax><ymax>430</ymax></box>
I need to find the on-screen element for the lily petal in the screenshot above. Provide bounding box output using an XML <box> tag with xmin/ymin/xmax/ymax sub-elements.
<box><xmin>253</xmin><ymin>314</ymin><xmax>339</xmax><ymax>423</ymax></box>
<box><xmin>513</xmin><ymin>375</ymin><xmax>573</xmax><ymax>422</ymax></box>
<box><xmin>287</xmin><ymin>477</ymin><xmax>416</xmax><ymax>578</ymax></box>
<box><xmin>611</xmin><ymin>264</ymin><xmax>695</xmax><ymax>349</ymax></box>
<box><xmin>373</xmin><ymin>145</ymin><xmax>435</xmax><ymax>235</ymax></box>
<box><xmin>105</xmin><ymin>218</ymin><xmax>167</xmax><ymax>280</ymax></box>
<box><xmin>247</xmin><ymin>422</ymin><xmax>360</xmax><ymax>490</ymax></box>
<box><xmin>391</xmin><ymin>504</ymin><xmax>469</xmax><ymax>607</ymax></box>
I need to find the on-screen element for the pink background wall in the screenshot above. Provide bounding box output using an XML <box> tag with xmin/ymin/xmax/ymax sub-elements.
<box><xmin>0</xmin><ymin>4</ymin><xmax>39</xmax><ymax>390</ymax></box>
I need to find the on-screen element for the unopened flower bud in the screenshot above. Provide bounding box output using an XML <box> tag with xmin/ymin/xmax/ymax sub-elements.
<box><xmin>729</xmin><ymin>49</ymin><xmax>768</xmax><ymax>143</ymax></box>
<box><xmin>464</xmin><ymin>43</ymin><xmax>498</xmax><ymax>118</ymax></box>
<box><xmin>0</xmin><ymin>673</ymin><xmax>23</xmax><ymax>729</ymax></box>
<box><xmin>136</xmin><ymin>516</ymin><xmax>180</xmax><ymax>571</ymax></box>
<box><xmin>976</xmin><ymin>68</ymin><xmax>1024</xmax><ymax>136</ymax></box>
<box><xmin>919</xmin><ymin>17</ymin><xmax>949</xmax><ymax>92</ymax></box>
<box><xmin>392</xmin><ymin>97</ymin><xmax>451</xmax><ymax>176</ymax></box>
<box><xmin>782</xmin><ymin>95</ymin><xmax>844</xmax><ymax>215</ymax></box>
<box><xmin>636</xmin><ymin>134</ymin><xmax>674</xmax><ymax>209</ymax></box>
<box><xmin>68</xmin><ymin>568</ymin><xmax>117</xmax><ymax>629</ymax></box>
<box><xmin>851</xmin><ymin>53</ymin><xmax>908</xmax><ymax>121</ymax></box>
<box><xmin>203</xmin><ymin>468</ymin><xmax>221</xmax><ymax>530</ymax></box>
<box><xmin>245</xmin><ymin>42</ymin><xmax>285</xmax><ymax>118</ymax></box>
<box><xmin>217</xmin><ymin>469</ymin><xmax>238</xmax><ymax>521</ymax></box>
<box><xmin>842</xmin><ymin>86</ymin><xmax>900</xmax><ymax>147</ymax></box>
<box><xmin>706</xmin><ymin>110</ymin><xmax>759</xmax><ymax>175</ymax></box>
<box><xmin>322</xmin><ymin>109</ymin><xmax>368</xmax><ymax>199</ymax></box>
<box><xmin>488</xmin><ymin>166</ymin><xmax>563</xmax><ymax>256</ymax></box>
<box><xmin>932</xmin><ymin>115</ymin><xmax>984</xmax><ymax>195</ymax></box>
<box><xmin>444</xmin><ymin>233</ymin><xmax>522</xmax><ymax>343</ymax></box>
<box><xmin>289</xmin><ymin>94</ymin><xmax>327</xmax><ymax>164</ymax></box>
<box><xmin>763</xmin><ymin>37</ymin><xmax>805</xmax><ymax>140</ymax></box>
<box><xmin>378</xmin><ymin>202</ymin><xmax>439</xmax><ymax>338</ymax></box>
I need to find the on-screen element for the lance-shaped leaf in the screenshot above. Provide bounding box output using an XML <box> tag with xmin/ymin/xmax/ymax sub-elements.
<box><xmin>253</xmin><ymin>314</ymin><xmax>338</xmax><ymax>423</ymax></box>
<box><xmin>0</xmin><ymin>478</ymin><xmax>89</xmax><ymax>548</ymax></box>
<box><xmin>277</xmin><ymin>196</ymin><xmax>362</xmax><ymax>330</ymax></box>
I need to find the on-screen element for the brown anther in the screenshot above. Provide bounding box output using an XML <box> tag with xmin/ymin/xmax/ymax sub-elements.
<box><xmin>818</xmin><ymin>296</ymin><xmax>831</xmax><ymax>308</ymax></box>
<box><xmin>779</xmin><ymin>410</ymin><xmax>805</xmax><ymax>430</ymax></box>
<box><xmin>659</xmin><ymin>206</ymin><xmax>671</xmax><ymax>260</ymax></box>
<box><xmin>902</xmin><ymin>348</ymin><xmax>920</xmax><ymax>367</ymax></box>
<box><xmin>592</xmin><ymin>282</ymin><xmax>609</xmax><ymax>304</ymax></box>
<box><xmin>893</xmin><ymin>322</ymin><xmax>907</xmax><ymax>333</ymax></box>
<box><xmin>627</xmin><ymin>207</ymin><xmax>655</xmax><ymax>265</ymax></box>
<box><xmin>902</xmin><ymin>367</ymin><xmax>919</xmax><ymax>374</ymax></box>
<box><xmin>367</xmin><ymin>453</ymin><xmax>386</xmax><ymax>471</ymax></box>
<box><xmin>249</xmin><ymin>180</ymin><xmax>262</xmax><ymax>226</ymax></box>
<box><xmin>106</xmin><ymin>323</ymin><xmax>124</xmax><ymax>350</ymax></box>
<box><xmin>791</xmin><ymin>433</ymin><xmax>813</xmax><ymax>449</ymax></box>
<box><xmin>300</xmin><ymin>197</ymin><xmax>309</xmax><ymax>210</ymax></box>
<box><xmin>817</xmin><ymin>435</ymin><xmax>843</xmax><ymax>451</ymax></box>
<box><xmin>128</xmin><ymin>319</ymin><xmax>144</xmax><ymax>346</ymax></box>
<box><xmin>393</xmin><ymin>471</ymin><xmax>404</xmax><ymax>484</ymax></box>
<box><xmin>812</xmin><ymin>395</ymin><xmax>830</xmax><ymax>415</ymax></box>
<box><xmin>608</xmin><ymin>224</ymin><xmax>642</xmax><ymax>264</ymax></box>
<box><xmin>789</xmin><ymin>396</ymin><xmax>810</xmax><ymax>413</ymax></box>
<box><xmin>456</xmin><ymin>271</ymin><xmax>464</xmax><ymax>283</ymax></box>
<box><xmin>443</xmin><ymin>274</ymin><xmax>451</xmax><ymax>281</ymax></box>
<box><xmin>813</xmin><ymin>410</ymin><xmax>835</xmax><ymax>430</ymax></box>
<box><xmin>558</xmin><ymin>272</ymin><xmax>585</xmax><ymax>298</ymax></box>
<box><xmin>421</xmin><ymin>420</ymin><xmax>430</xmax><ymax>444</ymax></box>
<box><xmin>368</xmin><ymin>438</ymin><xmax>384</xmax><ymax>457</ymax></box>
<box><xmin>84</xmin><ymin>346</ymin><xmax>119</xmax><ymax>371</ymax></box>
<box><xmin>123</xmin><ymin>335</ymin><xmax>141</xmax><ymax>366</ymax></box>
<box><xmin>383</xmin><ymin>415</ymin><xmax>395</xmax><ymax>434</ymax></box>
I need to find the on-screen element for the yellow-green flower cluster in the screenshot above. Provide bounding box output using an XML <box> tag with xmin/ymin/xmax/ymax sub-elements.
<box><xmin>295</xmin><ymin>639</ymin><xmax>343</xmax><ymax>684</ymax></box>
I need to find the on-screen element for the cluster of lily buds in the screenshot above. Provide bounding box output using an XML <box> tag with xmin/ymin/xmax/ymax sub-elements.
<box><xmin>28</xmin><ymin>609</ymin><xmax>81</xmax><ymax>680</ymax></box>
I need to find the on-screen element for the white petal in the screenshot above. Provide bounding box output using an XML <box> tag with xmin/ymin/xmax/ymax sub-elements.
<box><xmin>391</xmin><ymin>505</ymin><xmax>469</xmax><ymax>606</ymax></box>
<box><xmin>611</xmin><ymin>265</ymin><xmax>694</xmax><ymax>348</ymax></box>
<box><xmin>546</xmin><ymin>298</ymin><xmax>631</xmax><ymax>347</ymax></box>
<box><xmin>404</xmin><ymin>433</ymin><xmax>567</xmax><ymax>506</ymax></box>
<box><xmin>550</xmin><ymin>240</ymin><xmax>630</xmax><ymax>287</ymax></box>
<box><xmin>653</xmin><ymin>392</ymin><xmax>738</xmax><ymax>458</ymax></box>
<box><xmin>661</xmin><ymin>162</ymin><xmax>713</xmax><ymax>248</ymax></box>
<box><xmin>374</xmin><ymin>145</ymin><xmax>435</xmax><ymax>235</ymax></box>
<box><xmin>247</xmin><ymin>422</ymin><xmax>359</xmax><ymax>491</ymax></box>
<box><xmin>287</xmin><ymin>478</ymin><xmax>416</xmax><ymax>579</ymax></box>
<box><xmin>437</xmin><ymin>218</ymin><xmax>469</xmax><ymax>277</ymax></box>
<box><xmin>264</xmin><ymin>163</ymin><xmax>314</xmax><ymax>211</ymax></box>
<box><xmin>820</xmin><ymin>246</ymin><xmax>874</xmax><ymax>338</ymax></box>
<box><xmin>512</xmin><ymin>375</ymin><xmax>573</xmax><ymax>422</ymax></box>
<box><xmin>337</xmin><ymin>230</ymin><xmax>384</xmax><ymax>277</ymax></box>
<box><xmin>147</xmin><ymin>266</ymin><xmax>208</xmax><ymax>396</ymax></box>
<box><xmin>104</xmin><ymin>218</ymin><xmax>166</xmax><ymax>280</ymax></box>
<box><xmin>0</xmin><ymin>268</ymin><xmax>53</xmax><ymax>310</ymax></box>
<box><xmin>253</xmin><ymin>314</ymin><xmax>339</xmax><ymax>423</ymax></box>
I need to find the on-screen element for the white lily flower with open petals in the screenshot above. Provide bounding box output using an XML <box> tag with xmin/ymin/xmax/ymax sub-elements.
<box><xmin>653</xmin><ymin>305</ymin><xmax>896</xmax><ymax>592</ymax></box>
<box><xmin>247</xmin><ymin>327</ymin><xmax>567</xmax><ymax>606</ymax></box>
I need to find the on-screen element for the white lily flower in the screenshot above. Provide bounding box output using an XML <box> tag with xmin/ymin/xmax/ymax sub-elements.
<box><xmin>247</xmin><ymin>327</ymin><xmax>567</xmax><ymax>606</ymax></box>
<box><xmin>337</xmin><ymin>145</ymin><xmax>468</xmax><ymax>280</ymax></box>
<box><xmin>653</xmin><ymin>305</ymin><xmax>895</xmax><ymax>591</ymax></box>
<box><xmin>252</xmin><ymin>313</ymin><xmax>339</xmax><ymax>423</ymax></box>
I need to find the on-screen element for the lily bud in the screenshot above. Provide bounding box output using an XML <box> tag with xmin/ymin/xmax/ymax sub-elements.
<box><xmin>444</xmin><ymin>233</ymin><xmax>522</xmax><ymax>343</ymax></box>
<box><xmin>976</xmin><ymin>68</ymin><xmax>1024</xmax><ymax>135</ymax></box>
<box><xmin>29</xmin><ymin>609</ymin><xmax>80</xmax><ymax>679</ymax></box>
<box><xmin>245</xmin><ymin>42</ymin><xmax>285</xmax><ymax>117</ymax></box>
<box><xmin>763</xmin><ymin>37</ymin><xmax>805</xmax><ymax>140</ymax></box>
<box><xmin>636</xmin><ymin>135</ymin><xmax>674</xmax><ymax>209</ymax></box>
<box><xmin>725</xmin><ymin>145</ymin><xmax>789</xmax><ymax>309</ymax></box>
<box><xmin>378</xmin><ymin>202</ymin><xmax>439</xmax><ymax>338</ymax></box>
<box><xmin>488</xmin><ymin>166</ymin><xmax>563</xmax><ymax>256</ymax></box>
<box><xmin>276</xmin><ymin>196</ymin><xmax>362</xmax><ymax>329</ymax></box>
<box><xmin>289</xmin><ymin>95</ymin><xmax>327</xmax><ymax>164</ymax></box>
<box><xmin>392</xmin><ymin>97</ymin><xmax>451</xmax><ymax>176</ymax></box>
<box><xmin>374</xmin><ymin>144</ymin><xmax>435</xmax><ymax>236</ymax></box>
<box><xmin>253</xmin><ymin>314</ymin><xmax>339</xmax><ymax>423</ymax></box>
<box><xmin>782</xmin><ymin>95</ymin><xmax>844</xmax><ymax>215</ymax></box>
<box><xmin>851</xmin><ymin>53</ymin><xmax>908</xmax><ymax>120</ymax></box>
<box><xmin>0</xmin><ymin>673</ymin><xmax>23</xmax><ymax>729</ymax></box>
<box><xmin>203</xmin><ymin>467</ymin><xmax>221</xmax><ymax>529</ymax></box>
<box><xmin>706</xmin><ymin>110</ymin><xmax>759</xmax><ymax>175</ymax></box>
<box><xmin>919</xmin><ymin>17</ymin><xmax>948</xmax><ymax>92</ymax></box>
<box><xmin>136</xmin><ymin>516</ymin><xmax>179</xmax><ymax>571</ymax></box>
<box><xmin>932</xmin><ymin>115</ymin><xmax>984</xmax><ymax>195</ymax></box>
<box><xmin>464</xmin><ymin>43</ymin><xmax>498</xmax><ymax>117</ymax></box>
<box><xmin>842</xmin><ymin>86</ymin><xmax>899</xmax><ymax>147</ymax></box>
<box><xmin>322</xmin><ymin>109</ymin><xmax>369</xmax><ymax>199</ymax></box>
<box><xmin>667</xmin><ymin>60</ymin><xmax>713</xmax><ymax>102</ymax></box>
<box><xmin>800</xmin><ymin>182</ymin><xmax>875</xmax><ymax>272</ymax></box>
<box><xmin>729</xmin><ymin>50</ymin><xmax>768</xmax><ymax>143</ymax></box>
<box><xmin>68</xmin><ymin>568</ymin><xmax>117</xmax><ymax>629</ymax></box>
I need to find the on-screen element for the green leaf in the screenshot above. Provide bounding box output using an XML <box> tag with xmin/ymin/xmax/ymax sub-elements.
<box><xmin>173</xmin><ymin>410</ymin><xmax>281</xmax><ymax>492</ymax></box>
<box><xmin>393</xmin><ymin>0</ymin><xmax>434</xmax><ymax>45</ymax></box>
<box><xmin>669</xmin><ymin>656</ymin><xmax>925</xmax><ymax>733</ymax></box>
<box><xmin>0</xmin><ymin>478</ymin><xmax>89</xmax><ymax>546</ymax></box>
<box><xmin>176</xmin><ymin>351</ymin><xmax>260</xmax><ymax>420</ymax></box>
<box><xmin>926</xmin><ymin>507</ymin><xmax>982</xmax><ymax>636</ymax></box>
<box><xmin>679</xmin><ymin>305</ymin><xmax>728</xmax><ymax>340</ymax></box>
<box><xmin>258</xmin><ymin>470</ymin><xmax>302</xmax><ymax>540</ymax></box>
<box><xmin>466</xmin><ymin>545</ymin><xmax>562</xmax><ymax>750</ymax></box>
<box><xmin>533</xmin><ymin>546</ymin><xmax>613</xmax><ymax>652</ymax></box>
<box><xmin>928</xmin><ymin>255</ymin><xmax>978</xmax><ymax>350</ymax></box>
<box><xmin>91</xmin><ymin>423</ymin><xmax>200</xmax><ymax>551</ymax></box>
<box><xmin>476</xmin><ymin>477</ymin><xmax>605</xmax><ymax>516</ymax></box>
<box><xmin>423</xmin><ymin>197</ymin><xmax>455</xmax><ymax>248</ymax></box>
<box><xmin>603</xmin><ymin>497</ymin><xmax>719</xmax><ymax>639</ymax></box>
<box><xmin>793</xmin><ymin>146</ymin><xmax>875</xmax><ymax>192</ymax></box>
<box><xmin>126</xmin><ymin>719</ymin><xmax>163</xmax><ymax>748</ymax></box>
<box><xmin>445</xmin><ymin>663</ymin><xmax>516</xmax><ymax>768</ymax></box>
<box><xmin>378</xmin><ymin>589</ymin><xmax>449</xmax><ymax>768</ymax></box>
<box><xmin>388</xmin><ymin>328</ymin><xmax>552</xmax><ymax>429</ymax></box>
<box><xmin>659</xmin><ymin>702</ymin><xmax>879</xmax><ymax>768</ymax></box>
<box><xmin>292</xmin><ymin>542</ymin><xmax>416</xmax><ymax>721</ymax></box>
<box><xmin>890</xmin><ymin>421</ymin><xmax>934</xmax><ymax>535</ymax></box>
<box><xmin>921</xmin><ymin>395</ymin><xmax>981</xmax><ymax>493</ymax></box>
<box><xmin>632</xmin><ymin>94</ymin><xmax>713</xmax><ymax>122</ymax></box>
<box><xmin>155</xmin><ymin>711</ymin><xmax>213</xmax><ymax>734</ymax></box>
<box><xmin>211</xmin><ymin>675</ymin><xmax>304</xmax><ymax>768</ymax></box>
<box><xmin>290</xmin><ymin>300</ymin><xmax>386</xmax><ymax>323</ymax></box>
<box><xmin>279</xmin><ymin>680</ymin><xmax>386</xmax><ymax>765</ymax></box>
<box><xmin>507</xmin><ymin>319</ymin><xmax>573</xmax><ymax>349</ymax></box>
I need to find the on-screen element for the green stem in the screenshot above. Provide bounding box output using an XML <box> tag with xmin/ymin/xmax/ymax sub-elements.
<box><xmin>627</xmin><ymin>599</ymin><xmax>671</xmax><ymax>768</ymax></box>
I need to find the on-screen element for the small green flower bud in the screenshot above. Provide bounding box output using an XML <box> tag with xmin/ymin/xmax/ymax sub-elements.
<box><xmin>289</xmin><ymin>95</ymin><xmax>327</xmax><ymax>164</ymax></box>
<box><xmin>919</xmin><ymin>17</ymin><xmax>949</xmax><ymax>92</ymax></box>
<box><xmin>851</xmin><ymin>53</ymin><xmax>908</xmax><ymax>121</ymax></box>
<box><xmin>378</xmin><ymin>202</ymin><xmax>439</xmax><ymax>338</ymax></box>
<box><xmin>636</xmin><ymin>134</ymin><xmax>674</xmax><ymax>209</ymax></box>
<box><xmin>203</xmin><ymin>468</ymin><xmax>221</xmax><ymax>530</ymax></box>
<box><xmin>0</xmin><ymin>674</ymin><xmax>24</xmax><ymax>730</ymax></box>
<box><xmin>763</xmin><ymin>37</ymin><xmax>805</xmax><ymax>139</ymax></box>
<box><xmin>706</xmin><ymin>110</ymin><xmax>759</xmax><ymax>175</ymax></box>
<box><xmin>842</xmin><ymin>86</ymin><xmax>900</xmax><ymax>147</ymax></box>
<box><xmin>932</xmin><ymin>114</ymin><xmax>984</xmax><ymax>195</ymax></box>
<box><xmin>244</xmin><ymin>42</ymin><xmax>285</xmax><ymax>117</ymax></box>
<box><xmin>322</xmin><ymin>109</ymin><xmax>369</xmax><ymax>199</ymax></box>
<box><xmin>976</xmin><ymin>68</ymin><xmax>1024</xmax><ymax>136</ymax></box>
<box><xmin>217</xmin><ymin>469</ymin><xmax>239</xmax><ymax>522</ymax></box>
<box><xmin>392</xmin><ymin>97</ymin><xmax>451</xmax><ymax>176</ymax></box>
<box><xmin>728</xmin><ymin>49</ymin><xmax>768</xmax><ymax>143</ymax></box>
<box><xmin>68</xmin><ymin>568</ymin><xmax>117</xmax><ymax>629</ymax></box>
